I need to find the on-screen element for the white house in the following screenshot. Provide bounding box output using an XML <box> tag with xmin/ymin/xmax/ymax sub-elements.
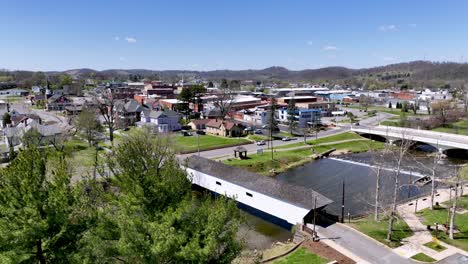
<box><xmin>185</xmin><ymin>156</ymin><xmax>332</xmax><ymax>226</ymax></box>
<box><xmin>137</xmin><ymin>110</ymin><xmax>181</xmax><ymax>133</ymax></box>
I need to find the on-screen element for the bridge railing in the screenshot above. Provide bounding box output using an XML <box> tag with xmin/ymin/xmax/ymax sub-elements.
<box><xmin>374</xmin><ymin>126</ymin><xmax>468</xmax><ymax>141</ymax></box>
<box><xmin>352</xmin><ymin>126</ymin><xmax>468</xmax><ymax>149</ymax></box>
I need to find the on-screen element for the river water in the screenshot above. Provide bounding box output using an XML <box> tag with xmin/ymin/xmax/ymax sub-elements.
<box><xmin>277</xmin><ymin>150</ymin><xmax>461</xmax><ymax>217</ymax></box>
<box><xmin>238</xmin><ymin>149</ymin><xmax>466</xmax><ymax>249</ymax></box>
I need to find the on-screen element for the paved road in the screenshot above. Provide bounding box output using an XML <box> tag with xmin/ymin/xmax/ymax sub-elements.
<box><xmin>178</xmin><ymin>113</ymin><xmax>395</xmax><ymax>161</ymax></box>
<box><xmin>316</xmin><ymin>223</ymin><xmax>414</xmax><ymax>264</ymax></box>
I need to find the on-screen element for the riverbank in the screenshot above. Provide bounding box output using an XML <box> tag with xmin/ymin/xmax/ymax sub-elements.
<box><xmin>224</xmin><ymin>133</ymin><xmax>385</xmax><ymax>176</ymax></box>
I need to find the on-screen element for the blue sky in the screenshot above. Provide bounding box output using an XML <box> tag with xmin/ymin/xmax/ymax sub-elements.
<box><xmin>2</xmin><ymin>0</ymin><xmax>468</xmax><ymax>71</ymax></box>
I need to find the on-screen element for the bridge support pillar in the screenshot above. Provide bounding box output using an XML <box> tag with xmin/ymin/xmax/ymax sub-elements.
<box><xmin>438</xmin><ymin>148</ymin><xmax>447</xmax><ymax>159</ymax></box>
<box><xmin>387</xmin><ymin>139</ymin><xmax>394</xmax><ymax>146</ymax></box>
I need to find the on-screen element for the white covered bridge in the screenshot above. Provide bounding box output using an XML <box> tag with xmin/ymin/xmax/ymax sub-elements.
<box><xmin>185</xmin><ymin>156</ymin><xmax>332</xmax><ymax>227</ymax></box>
<box><xmin>351</xmin><ymin>125</ymin><xmax>468</xmax><ymax>153</ymax></box>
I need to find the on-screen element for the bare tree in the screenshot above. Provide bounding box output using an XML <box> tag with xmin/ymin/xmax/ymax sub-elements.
<box><xmin>96</xmin><ymin>90</ymin><xmax>117</xmax><ymax>147</ymax></box>
<box><xmin>387</xmin><ymin>134</ymin><xmax>413</xmax><ymax>241</ymax></box>
<box><xmin>449</xmin><ymin>165</ymin><xmax>463</xmax><ymax>239</ymax></box>
<box><xmin>359</xmin><ymin>95</ymin><xmax>373</xmax><ymax>112</ymax></box>
<box><xmin>371</xmin><ymin>142</ymin><xmax>392</xmax><ymax>221</ymax></box>
<box><xmin>214</xmin><ymin>82</ymin><xmax>236</xmax><ymax>120</ymax></box>
<box><xmin>430</xmin><ymin>148</ymin><xmax>442</xmax><ymax>210</ymax></box>
<box><xmin>267</xmin><ymin>98</ymin><xmax>279</xmax><ymax>160</ymax></box>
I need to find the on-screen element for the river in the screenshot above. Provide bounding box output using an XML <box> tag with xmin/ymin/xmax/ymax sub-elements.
<box><xmin>277</xmin><ymin>150</ymin><xmax>462</xmax><ymax>217</ymax></box>
<box><xmin>237</xmin><ymin>148</ymin><xmax>465</xmax><ymax>249</ymax></box>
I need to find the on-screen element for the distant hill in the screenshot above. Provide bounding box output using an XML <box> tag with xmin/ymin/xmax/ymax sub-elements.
<box><xmin>3</xmin><ymin>61</ymin><xmax>468</xmax><ymax>89</ymax></box>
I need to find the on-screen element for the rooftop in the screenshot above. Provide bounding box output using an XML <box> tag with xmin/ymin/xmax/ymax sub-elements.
<box><xmin>185</xmin><ymin>156</ymin><xmax>333</xmax><ymax>210</ymax></box>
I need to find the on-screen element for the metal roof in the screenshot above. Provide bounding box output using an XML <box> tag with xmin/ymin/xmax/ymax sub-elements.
<box><xmin>185</xmin><ymin>156</ymin><xmax>333</xmax><ymax>210</ymax></box>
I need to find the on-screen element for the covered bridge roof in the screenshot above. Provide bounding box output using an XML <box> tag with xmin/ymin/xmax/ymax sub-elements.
<box><xmin>185</xmin><ymin>156</ymin><xmax>333</xmax><ymax>210</ymax></box>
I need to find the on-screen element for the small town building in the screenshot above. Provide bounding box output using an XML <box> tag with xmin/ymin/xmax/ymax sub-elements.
<box><xmin>46</xmin><ymin>94</ymin><xmax>72</xmax><ymax>111</ymax></box>
<box><xmin>114</xmin><ymin>99</ymin><xmax>144</xmax><ymax>127</ymax></box>
<box><xmin>277</xmin><ymin>108</ymin><xmax>321</xmax><ymax>128</ymax></box>
<box><xmin>137</xmin><ymin>109</ymin><xmax>181</xmax><ymax>133</ymax></box>
<box><xmin>205</xmin><ymin>120</ymin><xmax>244</xmax><ymax>137</ymax></box>
<box><xmin>188</xmin><ymin>119</ymin><xmax>212</xmax><ymax>130</ymax></box>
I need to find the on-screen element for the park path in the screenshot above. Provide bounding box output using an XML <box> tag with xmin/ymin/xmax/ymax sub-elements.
<box><xmin>394</xmin><ymin>187</ymin><xmax>468</xmax><ymax>260</ymax></box>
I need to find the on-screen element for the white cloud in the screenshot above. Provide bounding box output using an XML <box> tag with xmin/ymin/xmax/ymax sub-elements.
<box><xmin>323</xmin><ymin>45</ymin><xmax>338</xmax><ymax>51</ymax></box>
<box><xmin>378</xmin><ymin>25</ymin><xmax>397</xmax><ymax>32</ymax></box>
<box><xmin>125</xmin><ymin>37</ymin><xmax>137</xmax><ymax>43</ymax></box>
<box><xmin>306</xmin><ymin>40</ymin><xmax>313</xmax><ymax>45</ymax></box>
<box><xmin>114</xmin><ymin>36</ymin><xmax>120</xmax><ymax>41</ymax></box>
<box><xmin>409</xmin><ymin>23</ymin><xmax>417</xmax><ymax>28</ymax></box>
<box><xmin>383</xmin><ymin>56</ymin><xmax>396</xmax><ymax>62</ymax></box>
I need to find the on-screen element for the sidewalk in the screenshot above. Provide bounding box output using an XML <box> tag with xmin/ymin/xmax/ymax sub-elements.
<box><xmin>314</xmin><ymin>223</ymin><xmax>413</xmax><ymax>264</ymax></box>
<box><xmin>394</xmin><ymin>187</ymin><xmax>468</xmax><ymax>260</ymax></box>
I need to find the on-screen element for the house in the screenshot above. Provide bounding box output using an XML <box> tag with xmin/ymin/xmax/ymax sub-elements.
<box><xmin>206</xmin><ymin>120</ymin><xmax>244</xmax><ymax>137</ymax></box>
<box><xmin>137</xmin><ymin>109</ymin><xmax>181</xmax><ymax>133</ymax></box>
<box><xmin>0</xmin><ymin>88</ymin><xmax>29</xmax><ymax>96</ymax></box>
<box><xmin>4</xmin><ymin>120</ymin><xmax>62</xmax><ymax>147</ymax></box>
<box><xmin>46</xmin><ymin>94</ymin><xmax>72</xmax><ymax>111</ymax></box>
<box><xmin>10</xmin><ymin>114</ymin><xmax>41</xmax><ymax>127</ymax></box>
<box><xmin>114</xmin><ymin>99</ymin><xmax>144</xmax><ymax>128</ymax></box>
<box><xmin>188</xmin><ymin>119</ymin><xmax>212</xmax><ymax>130</ymax></box>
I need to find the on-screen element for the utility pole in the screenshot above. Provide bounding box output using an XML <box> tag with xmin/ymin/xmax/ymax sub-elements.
<box><xmin>408</xmin><ymin>170</ymin><xmax>413</xmax><ymax>199</ymax></box>
<box><xmin>197</xmin><ymin>134</ymin><xmax>200</xmax><ymax>156</ymax></box>
<box><xmin>313</xmin><ymin>196</ymin><xmax>317</xmax><ymax>241</ymax></box>
<box><xmin>341</xmin><ymin>180</ymin><xmax>345</xmax><ymax>223</ymax></box>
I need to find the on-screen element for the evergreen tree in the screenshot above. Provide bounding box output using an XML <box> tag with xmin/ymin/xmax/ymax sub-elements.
<box><xmin>0</xmin><ymin>147</ymin><xmax>96</xmax><ymax>263</ymax></box>
<box><xmin>286</xmin><ymin>98</ymin><xmax>297</xmax><ymax>134</ymax></box>
<box><xmin>2</xmin><ymin>113</ymin><xmax>10</xmax><ymax>128</ymax></box>
<box><xmin>81</xmin><ymin>130</ymin><xmax>242</xmax><ymax>263</ymax></box>
<box><xmin>388</xmin><ymin>101</ymin><xmax>392</xmax><ymax>109</ymax></box>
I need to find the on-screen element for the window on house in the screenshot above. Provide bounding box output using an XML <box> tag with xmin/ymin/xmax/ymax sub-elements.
<box><xmin>246</xmin><ymin>192</ymin><xmax>253</xmax><ymax>197</ymax></box>
<box><xmin>216</xmin><ymin>181</ymin><xmax>222</xmax><ymax>186</ymax></box>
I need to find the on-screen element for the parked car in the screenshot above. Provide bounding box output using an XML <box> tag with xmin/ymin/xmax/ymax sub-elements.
<box><xmin>244</xmin><ymin>126</ymin><xmax>253</xmax><ymax>131</ymax></box>
<box><xmin>256</xmin><ymin>140</ymin><xmax>266</xmax><ymax>146</ymax></box>
<box><xmin>282</xmin><ymin>137</ymin><xmax>291</xmax><ymax>141</ymax></box>
<box><xmin>254</xmin><ymin>129</ymin><xmax>263</xmax><ymax>134</ymax></box>
<box><xmin>196</xmin><ymin>130</ymin><xmax>206</xmax><ymax>135</ymax></box>
<box><xmin>181</xmin><ymin>130</ymin><xmax>192</xmax><ymax>136</ymax></box>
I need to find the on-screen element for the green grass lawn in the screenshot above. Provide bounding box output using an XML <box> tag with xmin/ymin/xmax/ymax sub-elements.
<box><xmin>248</xmin><ymin>134</ymin><xmax>269</xmax><ymax>141</ymax></box>
<box><xmin>417</xmin><ymin>199</ymin><xmax>468</xmax><ymax>251</ymax></box>
<box><xmin>423</xmin><ymin>241</ymin><xmax>447</xmax><ymax>252</ymax></box>
<box><xmin>64</xmin><ymin>137</ymin><xmax>105</xmax><ymax>173</ymax></box>
<box><xmin>380</xmin><ymin>116</ymin><xmax>405</xmax><ymax>127</ymax></box>
<box><xmin>174</xmin><ymin>134</ymin><xmax>250</xmax><ymax>153</ymax></box>
<box><xmin>410</xmin><ymin>253</ymin><xmax>436</xmax><ymax>262</ymax></box>
<box><xmin>225</xmin><ymin>135</ymin><xmax>385</xmax><ymax>175</ymax></box>
<box><xmin>224</xmin><ymin>148</ymin><xmax>313</xmax><ymax>175</ymax></box>
<box><xmin>349</xmin><ymin>215</ymin><xmax>414</xmax><ymax>248</ymax></box>
<box><xmin>433</xmin><ymin>120</ymin><xmax>468</xmax><ymax>136</ymax></box>
<box><xmin>273</xmin><ymin>248</ymin><xmax>328</xmax><ymax>264</ymax></box>
<box><xmin>276</xmin><ymin>132</ymin><xmax>376</xmax><ymax>149</ymax></box>
<box><xmin>346</xmin><ymin>105</ymin><xmax>425</xmax><ymax>117</ymax></box>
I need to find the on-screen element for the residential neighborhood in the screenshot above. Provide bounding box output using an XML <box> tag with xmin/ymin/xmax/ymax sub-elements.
<box><xmin>3</xmin><ymin>1</ymin><xmax>468</xmax><ymax>263</ymax></box>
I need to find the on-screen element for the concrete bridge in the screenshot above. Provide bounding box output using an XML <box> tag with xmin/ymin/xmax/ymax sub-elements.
<box><xmin>351</xmin><ymin>125</ymin><xmax>468</xmax><ymax>153</ymax></box>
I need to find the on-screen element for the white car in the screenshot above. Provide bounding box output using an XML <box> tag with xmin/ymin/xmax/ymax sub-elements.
<box><xmin>256</xmin><ymin>140</ymin><xmax>266</xmax><ymax>146</ymax></box>
<box><xmin>282</xmin><ymin>137</ymin><xmax>291</xmax><ymax>141</ymax></box>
